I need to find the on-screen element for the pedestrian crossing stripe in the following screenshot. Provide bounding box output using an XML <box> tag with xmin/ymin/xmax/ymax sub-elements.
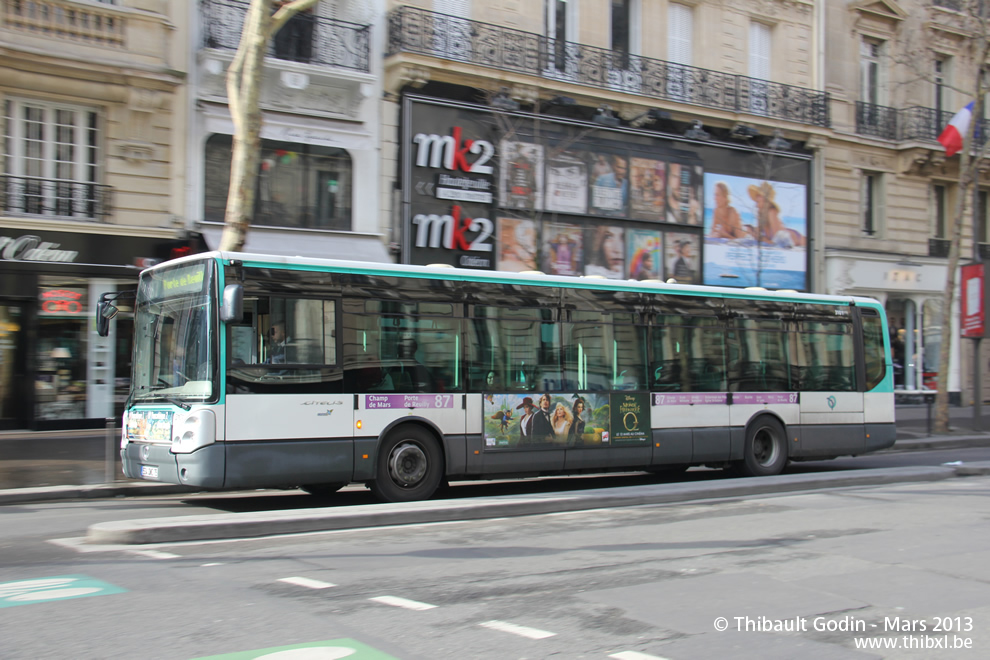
<box><xmin>0</xmin><ymin>575</ymin><xmax>128</xmax><ymax>608</ymax></box>
<box><xmin>191</xmin><ymin>639</ymin><xmax>399</xmax><ymax>659</ymax></box>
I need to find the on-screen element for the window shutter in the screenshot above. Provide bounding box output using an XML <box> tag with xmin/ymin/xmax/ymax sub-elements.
<box><xmin>668</xmin><ymin>3</ymin><xmax>692</xmax><ymax>66</ymax></box>
<box><xmin>749</xmin><ymin>22</ymin><xmax>770</xmax><ymax>80</ymax></box>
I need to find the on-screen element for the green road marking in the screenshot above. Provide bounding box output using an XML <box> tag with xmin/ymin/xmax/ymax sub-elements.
<box><xmin>192</xmin><ymin>639</ymin><xmax>400</xmax><ymax>660</ymax></box>
<box><xmin>0</xmin><ymin>575</ymin><xmax>127</xmax><ymax>608</ymax></box>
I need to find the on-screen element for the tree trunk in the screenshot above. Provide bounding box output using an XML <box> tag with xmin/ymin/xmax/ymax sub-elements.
<box><xmin>218</xmin><ymin>0</ymin><xmax>319</xmax><ymax>252</ymax></box>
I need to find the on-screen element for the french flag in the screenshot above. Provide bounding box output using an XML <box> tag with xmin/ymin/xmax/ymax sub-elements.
<box><xmin>937</xmin><ymin>101</ymin><xmax>974</xmax><ymax>157</ymax></box>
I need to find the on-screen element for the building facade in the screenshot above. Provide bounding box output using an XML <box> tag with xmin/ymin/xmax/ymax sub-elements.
<box><xmin>187</xmin><ymin>0</ymin><xmax>390</xmax><ymax>262</ymax></box>
<box><xmin>0</xmin><ymin>0</ymin><xmax>200</xmax><ymax>429</ymax></box>
<box><xmin>824</xmin><ymin>0</ymin><xmax>989</xmax><ymax>402</ymax></box>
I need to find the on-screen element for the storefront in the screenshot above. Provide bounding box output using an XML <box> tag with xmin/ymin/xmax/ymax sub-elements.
<box><xmin>825</xmin><ymin>249</ymin><xmax>959</xmax><ymax>400</ymax></box>
<box><xmin>0</xmin><ymin>228</ymin><xmax>206</xmax><ymax>430</ymax></box>
<box><xmin>399</xmin><ymin>94</ymin><xmax>813</xmax><ymax>291</ymax></box>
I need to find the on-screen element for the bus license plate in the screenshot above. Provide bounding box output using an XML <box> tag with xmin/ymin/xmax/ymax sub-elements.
<box><xmin>140</xmin><ymin>465</ymin><xmax>159</xmax><ymax>479</ymax></box>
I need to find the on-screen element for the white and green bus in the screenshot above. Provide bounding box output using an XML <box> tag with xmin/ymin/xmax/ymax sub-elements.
<box><xmin>97</xmin><ymin>251</ymin><xmax>895</xmax><ymax>502</ymax></box>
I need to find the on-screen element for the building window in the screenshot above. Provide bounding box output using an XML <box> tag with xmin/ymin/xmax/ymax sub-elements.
<box><xmin>546</xmin><ymin>0</ymin><xmax>576</xmax><ymax>74</ymax></box>
<box><xmin>611</xmin><ymin>0</ymin><xmax>630</xmax><ymax>66</ymax></box>
<box><xmin>749</xmin><ymin>22</ymin><xmax>771</xmax><ymax>114</ymax></box>
<box><xmin>860</xmin><ymin>38</ymin><xmax>884</xmax><ymax>106</ymax></box>
<box><xmin>862</xmin><ymin>172</ymin><xmax>883</xmax><ymax>236</ymax></box>
<box><xmin>934</xmin><ymin>58</ymin><xmax>950</xmax><ymax>121</ymax></box>
<box><xmin>933</xmin><ymin>184</ymin><xmax>947</xmax><ymax>238</ymax></box>
<box><xmin>979</xmin><ymin>190</ymin><xmax>989</xmax><ymax>246</ymax></box>
<box><xmin>2</xmin><ymin>98</ymin><xmax>101</xmax><ymax>219</ymax></box>
<box><xmin>667</xmin><ymin>3</ymin><xmax>692</xmax><ymax>66</ymax></box>
<box><xmin>204</xmin><ymin>134</ymin><xmax>353</xmax><ymax>231</ymax></box>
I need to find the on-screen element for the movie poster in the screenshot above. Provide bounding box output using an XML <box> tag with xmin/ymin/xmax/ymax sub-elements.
<box><xmin>584</xmin><ymin>224</ymin><xmax>625</xmax><ymax>279</ymax></box>
<box><xmin>545</xmin><ymin>149</ymin><xmax>588</xmax><ymax>214</ymax></box>
<box><xmin>626</xmin><ymin>229</ymin><xmax>662</xmax><ymax>281</ymax></box>
<box><xmin>702</xmin><ymin>173</ymin><xmax>808</xmax><ymax>290</ymax></box>
<box><xmin>664</xmin><ymin>231</ymin><xmax>700</xmax><ymax>284</ymax></box>
<box><xmin>629</xmin><ymin>157</ymin><xmax>666</xmax><ymax>221</ymax></box>
<box><xmin>483</xmin><ymin>392</ymin><xmax>614</xmax><ymax>448</ymax></box>
<box><xmin>499</xmin><ymin>140</ymin><xmax>544</xmax><ymax>210</ymax></box>
<box><xmin>541</xmin><ymin>222</ymin><xmax>584</xmax><ymax>276</ymax></box>
<box><xmin>496</xmin><ymin>217</ymin><xmax>538</xmax><ymax>272</ymax></box>
<box><xmin>588</xmin><ymin>152</ymin><xmax>629</xmax><ymax>217</ymax></box>
<box><xmin>666</xmin><ymin>162</ymin><xmax>704</xmax><ymax>226</ymax></box>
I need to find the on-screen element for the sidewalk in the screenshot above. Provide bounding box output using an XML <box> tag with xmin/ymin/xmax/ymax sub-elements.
<box><xmin>1</xmin><ymin>405</ymin><xmax>988</xmax><ymax>506</ymax></box>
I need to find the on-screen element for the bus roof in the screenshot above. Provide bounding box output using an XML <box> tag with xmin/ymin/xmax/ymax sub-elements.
<box><xmin>154</xmin><ymin>250</ymin><xmax>880</xmax><ymax>309</ymax></box>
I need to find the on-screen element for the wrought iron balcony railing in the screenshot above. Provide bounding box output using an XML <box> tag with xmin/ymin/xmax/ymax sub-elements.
<box><xmin>3</xmin><ymin>0</ymin><xmax>125</xmax><ymax>47</ymax></box>
<box><xmin>0</xmin><ymin>175</ymin><xmax>113</xmax><ymax>220</ymax></box>
<box><xmin>855</xmin><ymin>101</ymin><xmax>898</xmax><ymax>140</ymax></box>
<box><xmin>202</xmin><ymin>0</ymin><xmax>371</xmax><ymax>73</ymax></box>
<box><xmin>898</xmin><ymin>105</ymin><xmax>988</xmax><ymax>149</ymax></box>
<box><xmin>387</xmin><ymin>6</ymin><xmax>830</xmax><ymax>128</ymax></box>
<box><xmin>928</xmin><ymin>237</ymin><xmax>951</xmax><ymax>258</ymax></box>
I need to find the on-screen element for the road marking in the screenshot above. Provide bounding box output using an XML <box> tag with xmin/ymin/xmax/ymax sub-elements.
<box><xmin>278</xmin><ymin>576</ymin><xmax>335</xmax><ymax>589</ymax></box>
<box><xmin>479</xmin><ymin>620</ymin><xmax>556</xmax><ymax>639</ymax></box>
<box><xmin>0</xmin><ymin>575</ymin><xmax>127</xmax><ymax>608</ymax></box>
<box><xmin>201</xmin><ymin>563</ymin><xmax>222</xmax><ymax>567</ymax></box>
<box><xmin>128</xmin><ymin>549</ymin><xmax>179</xmax><ymax>559</ymax></box>
<box><xmin>369</xmin><ymin>595</ymin><xmax>437</xmax><ymax>611</ymax></box>
<box><xmin>610</xmin><ymin>651</ymin><xmax>671</xmax><ymax>660</ymax></box>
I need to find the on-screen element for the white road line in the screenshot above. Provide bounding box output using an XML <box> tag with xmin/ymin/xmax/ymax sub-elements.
<box><xmin>369</xmin><ymin>595</ymin><xmax>438</xmax><ymax>611</ymax></box>
<box><xmin>128</xmin><ymin>549</ymin><xmax>179</xmax><ymax>559</ymax></box>
<box><xmin>201</xmin><ymin>563</ymin><xmax>223</xmax><ymax>567</ymax></box>
<box><xmin>479</xmin><ymin>620</ymin><xmax>556</xmax><ymax>639</ymax></box>
<box><xmin>277</xmin><ymin>577</ymin><xmax>335</xmax><ymax>589</ymax></box>
<box><xmin>609</xmin><ymin>652</ymin><xmax>671</xmax><ymax>660</ymax></box>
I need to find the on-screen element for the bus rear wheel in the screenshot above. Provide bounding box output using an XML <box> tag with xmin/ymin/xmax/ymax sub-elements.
<box><xmin>370</xmin><ymin>426</ymin><xmax>444</xmax><ymax>503</ymax></box>
<box><xmin>737</xmin><ymin>417</ymin><xmax>788</xmax><ymax>477</ymax></box>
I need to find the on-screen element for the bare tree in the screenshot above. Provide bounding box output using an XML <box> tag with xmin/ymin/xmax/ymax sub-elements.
<box><xmin>219</xmin><ymin>0</ymin><xmax>319</xmax><ymax>251</ymax></box>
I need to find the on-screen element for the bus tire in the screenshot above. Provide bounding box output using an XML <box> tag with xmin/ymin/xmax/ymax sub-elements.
<box><xmin>300</xmin><ymin>483</ymin><xmax>346</xmax><ymax>496</ymax></box>
<box><xmin>738</xmin><ymin>416</ymin><xmax>788</xmax><ymax>477</ymax></box>
<box><xmin>370</xmin><ymin>426</ymin><xmax>444</xmax><ymax>503</ymax></box>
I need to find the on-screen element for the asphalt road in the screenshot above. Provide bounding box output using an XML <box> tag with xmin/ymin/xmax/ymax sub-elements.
<box><xmin>2</xmin><ymin>468</ymin><xmax>988</xmax><ymax>659</ymax></box>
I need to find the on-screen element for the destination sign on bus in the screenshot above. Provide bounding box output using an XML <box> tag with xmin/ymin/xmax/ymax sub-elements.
<box><xmin>142</xmin><ymin>263</ymin><xmax>210</xmax><ymax>301</ymax></box>
<box><xmin>365</xmin><ymin>394</ymin><xmax>455</xmax><ymax>409</ymax></box>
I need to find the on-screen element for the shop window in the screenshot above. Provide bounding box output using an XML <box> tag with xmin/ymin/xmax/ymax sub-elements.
<box><xmin>36</xmin><ymin>280</ymin><xmax>90</xmax><ymax>420</ymax></box>
<box><xmin>203</xmin><ymin>134</ymin><xmax>352</xmax><ymax>231</ymax></box>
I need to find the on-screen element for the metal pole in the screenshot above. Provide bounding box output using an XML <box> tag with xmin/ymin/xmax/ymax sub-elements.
<box><xmin>926</xmin><ymin>393</ymin><xmax>933</xmax><ymax>436</ymax></box>
<box><xmin>975</xmin><ymin>337</ymin><xmax>983</xmax><ymax>430</ymax></box>
<box><xmin>104</xmin><ymin>417</ymin><xmax>116</xmax><ymax>483</ymax></box>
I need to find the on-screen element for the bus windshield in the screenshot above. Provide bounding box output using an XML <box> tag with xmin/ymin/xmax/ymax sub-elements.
<box><xmin>131</xmin><ymin>259</ymin><xmax>217</xmax><ymax>405</ymax></box>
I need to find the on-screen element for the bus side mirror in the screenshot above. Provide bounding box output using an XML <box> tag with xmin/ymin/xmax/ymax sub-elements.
<box><xmin>96</xmin><ymin>297</ymin><xmax>119</xmax><ymax>337</ymax></box>
<box><xmin>220</xmin><ymin>284</ymin><xmax>243</xmax><ymax>324</ymax></box>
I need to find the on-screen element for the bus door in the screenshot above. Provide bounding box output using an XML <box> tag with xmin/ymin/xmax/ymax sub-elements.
<box><xmin>795</xmin><ymin>316</ymin><xmax>865</xmax><ymax>455</ymax></box>
<box><xmin>224</xmin><ymin>296</ymin><xmax>354</xmax><ymax>487</ymax></box>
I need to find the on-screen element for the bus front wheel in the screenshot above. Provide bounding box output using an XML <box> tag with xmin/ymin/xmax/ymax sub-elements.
<box><xmin>737</xmin><ymin>417</ymin><xmax>788</xmax><ymax>477</ymax></box>
<box><xmin>370</xmin><ymin>426</ymin><xmax>444</xmax><ymax>503</ymax></box>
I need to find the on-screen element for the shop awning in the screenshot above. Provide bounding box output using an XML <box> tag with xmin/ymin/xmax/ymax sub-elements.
<box><xmin>197</xmin><ymin>224</ymin><xmax>392</xmax><ymax>263</ymax></box>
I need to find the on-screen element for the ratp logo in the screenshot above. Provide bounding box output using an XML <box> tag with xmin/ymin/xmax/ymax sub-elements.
<box><xmin>826</xmin><ymin>396</ymin><xmax>837</xmax><ymax>410</ymax></box>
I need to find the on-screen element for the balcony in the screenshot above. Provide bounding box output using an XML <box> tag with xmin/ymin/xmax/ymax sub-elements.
<box><xmin>855</xmin><ymin>102</ymin><xmax>898</xmax><ymax>140</ymax></box>
<box><xmin>387</xmin><ymin>6</ymin><xmax>830</xmax><ymax>128</ymax></box>
<box><xmin>2</xmin><ymin>0</ymin><xmax>124</xmax><ymax>47</ymax></box>
<box><xmin>0</xmin><ymin>175</ymin><xmax>113</xmax><ymax>221</ymax></box>
<box><xmin>202</xmin><ymin>0</ymin><xmax>371</xmax><ymax>73</ymax></box>
<box><xmin>928</xmin><ymin>237</ymin><xmax>950</xmax><ymax>258</ymax></box>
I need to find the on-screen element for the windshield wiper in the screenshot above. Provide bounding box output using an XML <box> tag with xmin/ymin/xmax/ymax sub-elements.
<box><xmin>141</xmin><ymin>385</ymin><xmax>192</xmax><ymax>411</ymax></box>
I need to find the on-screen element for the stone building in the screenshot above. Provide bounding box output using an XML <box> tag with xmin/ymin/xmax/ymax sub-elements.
<box><xmin>0</xmin><ymin>0</ymin><xmax>196</xmax><ymax>428</ymax></box>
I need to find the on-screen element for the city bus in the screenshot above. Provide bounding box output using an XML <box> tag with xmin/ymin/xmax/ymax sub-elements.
<box><xmin>97</xmin><ymin>251</ymin><xmax>896</xmax><ymax>502</ymax></box>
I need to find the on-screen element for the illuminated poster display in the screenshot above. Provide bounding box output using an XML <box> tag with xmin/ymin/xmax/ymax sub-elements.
<box><xmin>702</xmin><ymin>173</ymin><xmax>808</xmax><ymax>290</ymax></box>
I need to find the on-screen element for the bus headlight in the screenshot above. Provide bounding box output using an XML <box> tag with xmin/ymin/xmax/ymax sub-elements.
<box><xmin>171</xmin><ymin>409</ymin><xmax>216</xmax><ymax>454</ymax></box>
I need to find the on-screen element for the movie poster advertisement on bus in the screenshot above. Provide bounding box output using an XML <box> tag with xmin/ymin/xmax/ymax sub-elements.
<box><xmin>499</xmin><ymin>140</ymin><xmax>544</xmax><ymax>210</ymax></box>
<box><xmin>629</xmin><ymin>157</ymin><xmax>667</xmax><ymax>221</ymax></box>
<box><xmin>496</xmin><ymin>217</ymin><xmax>538</xmax><ymax>272</ymax></box>
<box><xmin>664</xmin><ymin>232</ymin><xmax>700</xmax><ymax>284</ymax></box>
<box><xmin>541</xmin><ymin>222</ymin><xmax>584</xmax><ymax>276</ymax></box>
<box><xmin>545</xmin><ymin>149</ymin><xmax>588</xmax><ymax>214</ymax></box>
<box><xmin>588</xmin><ymin>152</ymin><xmax>629</xmax><ymax>217</ymax></box>
<box><xmin>666</xmin><ymin>162</ymin><xmax>704</xmax><ymax>226</ymax></box>
<box><xmin>626</xmin><ymin>229</ymin><xmax>662</xmax><ymax>281</ymax></box>
<box><xmin>702</xmin><ymin>173</ymin><xmax>808</xmax><ymax>290</ymax></box>
<box><xmin>584</xmin><ymin>224</ymin><xmax>625</xmax><ymax>279</ymax></box>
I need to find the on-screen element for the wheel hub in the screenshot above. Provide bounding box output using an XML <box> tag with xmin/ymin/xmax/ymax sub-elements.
<box><xmin>388</xmin><ymin>441</ymin><xmax>427</xmax><ymax>487</ymax></box>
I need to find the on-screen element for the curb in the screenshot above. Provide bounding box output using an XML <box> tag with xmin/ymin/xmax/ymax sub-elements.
<box><xmin>86</xmin><ymin>466</ymin><xmax>959</xmax><ymax>545</ymax></box>
<box><xmin>0</xmin><ymin>482</ymin><xmax>201</xmax><ymax>505</ymax></box>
